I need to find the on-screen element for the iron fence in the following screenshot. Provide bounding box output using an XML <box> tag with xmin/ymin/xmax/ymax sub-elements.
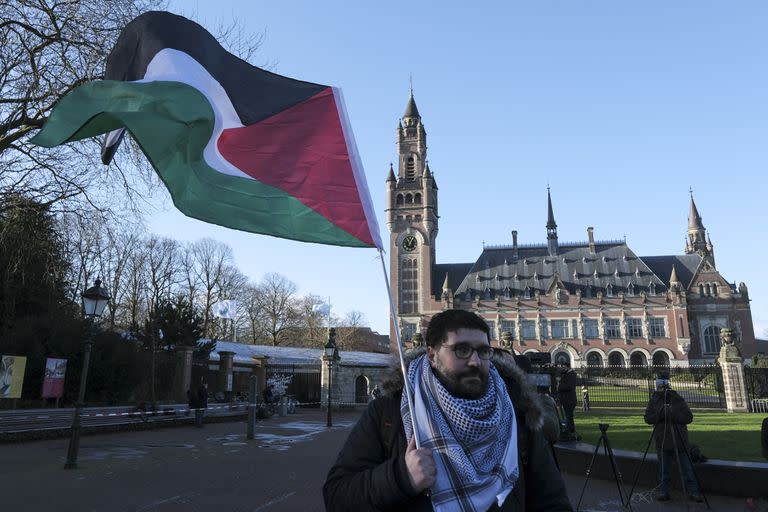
<box><xmin>532</xmin><ymin>365</ymin><xmax>725</xmax><ymax>409</ymax></box>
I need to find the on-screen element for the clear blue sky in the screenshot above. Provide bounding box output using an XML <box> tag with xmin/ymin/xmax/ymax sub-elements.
<box><xmin>156</xmin><ymin>1</ymin><xmax>768</xmax><ymax>338</ymax></box>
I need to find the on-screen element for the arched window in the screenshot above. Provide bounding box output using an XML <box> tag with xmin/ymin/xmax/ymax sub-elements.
<box><xmin>698</xmin><ymin>284</ymin><xmax>705</xmax><ymax>297</ymax></box>
<box><xmin>405</xmin><ymin>193</ymin><xmax>413</xmax><ymax>204</ymax></box>
<box><xmin>705</xmin><ymin>283</ymin><xmax>711</xmax><ymax>296</ymax></box>
<box><xmin>649</xmin><ymin>283</ymin><xmax>656</xmax><ymax>295</ymax></box>
<box><xmin>630</xmin><ymin>352</ymin><xmax>647</xmax><ymax>367</ymax></box>
<box><xmin>554</xmin><ymin>352</ymin><xmax>571</xmax><ymax>367</ymax></box>
<box><xmin>406</xmin><ymin>156</ymin><xmax>416</xmax><ymax>180</ymax></box>
<box><xmin>712</xmin><ymin>283</ymin><xmax>719</xmax><ymax>296</ymax></box>
<box><xmin>608</xmin><ymin>352</ymin><xmax>625</xmax><ymax>367</ymax></box>
<box><xmin>606</xmin><ymin>284</ymin><xmax>614</xmax><ymax>297</ymax></box>
<box><xmin>414</xmin><ymin>193</ymin><xmax>422</xmax><ymax>204</ymax></box>
<box><xmin>679</xmin><ymin>316</ymin><xmax>685</xmax><ymax>337</ymax></box>
<box><xmin>355</xmin><ymin>375</ymin><xmax>369</xmax><ymax>404</ymax></box>
<box><xmin>396</xmin><ymin>194</ymin><xmax>404</xmax><ymax>205</ymax></box>
<box><xmin>587</xmin><ymin>352</ymin><xmax>603</xmax><ymax>367</ymax></box>
<box><xmin>703</xmin><ymin>325</ymin><xmax>722</xmax><ymax>354</ymax></box>
<box><xmin>652</xmin><ymin>351</ymin><xmax>670</xmax><ymax>367</ymax></box>
<box><xmin>399</xmin><ymin>259</ymin><xmax>418</xmax><ymax>314</ymax></box>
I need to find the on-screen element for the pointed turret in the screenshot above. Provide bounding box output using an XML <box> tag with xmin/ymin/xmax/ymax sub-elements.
<box><xmin>685</xmin><ymin>191</ymin><xmax>709</xmax><ymax>255</ymax></box>
<box><xmin>669</xmin><ymin>264</ymin><xmax>680</xmax><ymax>291</ymax></box>
<box><xmin>546</xmin><ymin>187</ymin><xmax>559</xmax><ymax>256</ymax></box>
<box><xmin>403</xmin><ymin>91</ymin><xmax>420</xmax><ymax>119</ymax></box>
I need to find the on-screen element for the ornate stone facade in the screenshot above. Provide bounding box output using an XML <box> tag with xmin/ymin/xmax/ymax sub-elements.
<box><xmin>387</xmin><ymin>94</ymin><xmax>757</xmax><ymax>368</ymax></box>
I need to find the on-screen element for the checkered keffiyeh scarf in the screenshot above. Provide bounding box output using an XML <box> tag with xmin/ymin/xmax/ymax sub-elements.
<box><xmin>401</xmin><ymin>354</ymin><xmax>519</xmax><ymax>512</ymax></box>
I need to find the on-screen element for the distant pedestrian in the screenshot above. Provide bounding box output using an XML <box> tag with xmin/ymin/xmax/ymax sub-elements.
<box><xmin>581</xmin><ymin>385</ymin><xmax>590</xmax><ymax>412</ymax></box>
<box><xmin>195</xmin><ymin>379</ymin><xmax>208</xmax><ymax>427</ymax></box>
<box><xmin>186</xmin><ymin>387</ymin><xmax>196</xmax><ymax>417</ymax></box>
<box><xmin>557</xmin><ymin>364</ymin><xmax>578</xmax><ymax>440</ymax></box>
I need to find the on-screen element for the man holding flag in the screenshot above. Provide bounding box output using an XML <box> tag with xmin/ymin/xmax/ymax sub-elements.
<box><xmin>324</xmin><ymin>309</ymin><xmax>572</xmax><ymax>511</ymax></box>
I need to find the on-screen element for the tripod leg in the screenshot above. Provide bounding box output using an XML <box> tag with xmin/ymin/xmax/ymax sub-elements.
<box><xmin>603</xmin><ymin>434</ymin><xmax>633</xmax><ymax>511</ymax></box>
<box><xmin>672</xmin><ymin>423</ymin><xmax>711</xmax><ymax>509</ymax></box>
<box><xmin>628</xmin><ymin>422</ymin><xmax>659</xmax><ymax>502</ymax></box>
<box><xmin>576</xmin><ymin>437</ymin><xmax>604</xmax><ymax>511</ymax></box>
<box><xmin>668</xmin><ymin>422</ymin><xmax>691</xmax><ymax>500</ymax></box>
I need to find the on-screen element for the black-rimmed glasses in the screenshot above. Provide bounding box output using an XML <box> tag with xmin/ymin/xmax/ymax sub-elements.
<box><xmin>443</xmin><ymin>343</ymin><xmax>493</xmax><ymax>360</ymax></box>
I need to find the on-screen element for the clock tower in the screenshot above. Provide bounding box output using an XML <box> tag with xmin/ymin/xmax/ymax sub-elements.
<box><xmin>386</xmin><ymin>91</ymin><xmax>439</xmax><ymax>342</ymax></box>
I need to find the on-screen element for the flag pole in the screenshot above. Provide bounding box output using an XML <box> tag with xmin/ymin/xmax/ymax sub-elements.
<box><xmin>377</xmin><ymin>248</ymin><xmax>422</xmax><ymax>449</ymax></box>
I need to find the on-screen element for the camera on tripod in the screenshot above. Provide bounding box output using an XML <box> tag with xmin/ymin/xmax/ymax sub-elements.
<box><xmin>598</xmin><ymin>423</ymin><xmax>609</xmax><ymax>433</ymax></box>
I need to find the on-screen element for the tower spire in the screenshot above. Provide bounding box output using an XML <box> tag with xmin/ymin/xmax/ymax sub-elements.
<box><xmin>685</xmin><ymin>190</ymin><xmax>709</xmax><ymax>255</ymax></box>
<box><xmin>546</xmin><ymin>186</ymin><xmax>558</xmax><ymax>256</ymax></box>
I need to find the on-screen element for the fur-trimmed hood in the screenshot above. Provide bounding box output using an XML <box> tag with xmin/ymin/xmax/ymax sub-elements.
<box><xmin>381</xmin><ymin>347</ymin><xmax>544</xmax><ymax>432</ymax></box>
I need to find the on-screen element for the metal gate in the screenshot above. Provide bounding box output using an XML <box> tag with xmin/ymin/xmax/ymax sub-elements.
<box><xmin>745</xmin><ymin>366</ymin><xmax>768</xmax><ymax>412</ymax></box>
<box><xmin>266</xmin><ymin>364</ymin><xmax>321</xmax><ymax>407</ymax></box>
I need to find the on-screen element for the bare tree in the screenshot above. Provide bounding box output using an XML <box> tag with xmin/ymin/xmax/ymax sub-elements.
<box><xmin>189</xmin><ymin>238</ymin><xmax>234</xmax><ymax>338</ymax></box>
<box><xmin>144</xmin><ymin>235</ymin><xmax>179</xmax><ymax>313</ymax></box>
<box><xmin>1</xmin><ymin>1</ymin><xmax>268</xmax><ymax>221</ymax></box>
<box><xmin>336</xmin><ymin>310</ymin><xmax>368</xmax><ymax>350</ymax></box>
<box><xmin>0</xmin><ymin>0</ymin><xmax>165</xmax><ymax>218</ymax></box>
<box><xmin>257</xmin><ymin>272</ymin><xmax>300</xmax><ymax>346</ymax></box>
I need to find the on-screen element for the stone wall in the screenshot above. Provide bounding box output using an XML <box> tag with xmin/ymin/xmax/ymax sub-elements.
<box><xmin>321</xmin><ymin>361</ymin><xmax>391</xmax><ymax>408</ymax></box>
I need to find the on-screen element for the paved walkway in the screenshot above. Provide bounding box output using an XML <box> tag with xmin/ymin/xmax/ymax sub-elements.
<box><xmin>0</xmin><ymin>409</ymin><xmax>759</xmax><ymax>511</ymax></box>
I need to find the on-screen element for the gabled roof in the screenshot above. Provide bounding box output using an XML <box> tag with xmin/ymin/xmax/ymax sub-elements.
<box><xmin>431</xmin><ymin>262</ymin><xmax>473</xmax><ymax>298</ymax></box>
<box><xmin>450</xmin><ymin>241</ymin><xmax>668</xmax><ymax>298</ymax></box>
<box><xmin>642</xmin><ymin>254</ymin><xmax>701</xmax><ymax>289</ymax></box>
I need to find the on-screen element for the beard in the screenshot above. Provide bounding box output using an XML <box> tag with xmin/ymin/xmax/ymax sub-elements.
<box><xmin>432</xmin><ymin>360</ymin><xmax>489</xmax><ymax>400</ymax></box>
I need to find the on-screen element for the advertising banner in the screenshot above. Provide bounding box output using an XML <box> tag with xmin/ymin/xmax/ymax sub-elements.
<box><xmin>42</xmin><ymin>358</ymin><xmax>68</xmax><ymax>398</ymax></box>
<box><xmin>1</xmin><ymin>355</ymin><xmax>28</xmax><ymax>399</ymax></box>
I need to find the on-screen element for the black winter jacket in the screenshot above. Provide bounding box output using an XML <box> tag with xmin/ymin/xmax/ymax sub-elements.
<box><xmin>323</xmin><ymin>348</ymin><xmax>573</xmax><ymax>511</ymax></box>
<box><xmin>643</xmin><ymin>389</ymin><xmax>692</xmax><ymax>452</ymax></box>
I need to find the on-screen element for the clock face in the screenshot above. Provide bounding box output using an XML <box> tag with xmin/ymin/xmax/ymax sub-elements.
<box><xmin>403</xmin><ymin>235</ymin><xmax>417</xmax><ymax>252</ymax></box>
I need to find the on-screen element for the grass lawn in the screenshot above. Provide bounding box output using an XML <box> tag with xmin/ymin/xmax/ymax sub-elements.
<box><xmin>574</xmin><ymin>408</ymin><xmax>767</xmax><ymax>462</ymax></box>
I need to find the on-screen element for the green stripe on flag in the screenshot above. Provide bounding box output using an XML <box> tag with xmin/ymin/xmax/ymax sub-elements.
<box><xmin>32</xmin><ymin>80</ymin><xmax>370</xmax><ymax>247</ymax></box>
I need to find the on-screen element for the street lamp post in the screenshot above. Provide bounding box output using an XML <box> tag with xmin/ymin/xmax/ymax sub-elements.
<box><xmin>323</xmin><ymin>328</ymin><xmax>337</xmax><ymax>428</ymax></box>
<box><xmin>64</xmin><ymin>279</ymin><xmax>110</xmax><ymax>470</ymax></box>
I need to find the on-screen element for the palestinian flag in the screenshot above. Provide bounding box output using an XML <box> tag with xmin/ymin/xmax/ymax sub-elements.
<box><xmin>31</xmin><ymin>11</ymin><xmax>381</xmax><ymax>249</ymax></box>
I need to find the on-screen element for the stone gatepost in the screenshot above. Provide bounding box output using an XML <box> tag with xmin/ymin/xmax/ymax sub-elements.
<box><xmin>251</xmin><ymin>355</ymin><xmax>268</xmax><ymax>400</ymax></box>
<box><xmin>175</xmin><ymin>346</ymin><xmax>195</xmax><ymax>402</ymax></box>
<box><xmin>218</xmin><ymin>351</ymin><xmax>235</xmax><ymax>402</ymax></box>
<box><xmin>718</xmin><ymin>328</ymin><xmax>748</xmax><ymax>413</ymax></box>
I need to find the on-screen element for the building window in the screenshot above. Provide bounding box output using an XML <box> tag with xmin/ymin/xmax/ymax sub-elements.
<box><xmin>551</xmin><ymin>319</ymin><xmax>569</xmax><ymax>339</ymax></box>
<box><xmin>406</xmin><ymin>157</ymin><xmax>415</xmax><ymax>180</ymax></box>
<box><xmin>584</xmin><ymin>319</ymin><xmax>599</xmax><ymax>338</ymax></box>
<box><xmin>679</xmin><ymin>316</ymin><xmax>685</xmax><ymax>337</ymax></box>
<box><xmin>606</xmin><ymin>284</ymin><xmax>614</xmax><ymax>297</ymax></box>
<box><xmin>703</xmin><ymin>325</ymin><xmax>722</xmax><ymax>355</ymax></box>
<box><xmin>396</xmin><ymin>194</ymin><xmax>404</xmax><ymax>205</ymax></box>
<box><xmin>399</xmin><ymin>258</ymin><xmax>418</xmax><ymax>314</ymax></box>
<box><xmin>521</xmin><ymin>320</ymin><xmax>536</xmax><ymax>340</ymax></box>
<box><xmin>648</xmin><ymin>318</ymin><xmax>666</xmax><ymax>337</ymax></box>
<box><xmin>587</xmin><ymin>352</ymin><xmax>603</xmax><ymax>367</ymax></box>
<box><xmin>605</xmin><ymin>318</ymin><xmax>621</xmax><ymax>338</ymax></box>
<box><xmin>402</xmin><ymin>322</ymin><xmax>416</xmax><ymax>341</ymax></box>
<box><xmin>414</xmin><ymin>193</ymin><xmax>422</xmax><ymax>204</ymax></box>
<box><xmin>627</xmin><ymin>318</ymin><xmax>643</xmax><ymax>338</ymax></box>
<box><xmin>608</xmin><ymin>352</ymin><xmax>625</xmax><ymax>367</ymax></box>
<box><xmin>699</xmin><ymin>284</ymin><xmax>705</xmax><ymax>297</ymax></box>
<box><xmin>485</xmin><ymin>320</ymin><xmax>497</xmax><ymax>340</ymax></box>
<box><xmin>649</xmin><ymin>282</ymin><xmax>656</xmax><ymax>295</ymax></box>
<box><xmin>501</xmin><ymin>320</ymin><xmax>515</xmax><ymax>340</ymax></box>
<box><xmin>405</xmin><ymin>193</ymin><xmax>413</xmax><ymax>204</ymax></box>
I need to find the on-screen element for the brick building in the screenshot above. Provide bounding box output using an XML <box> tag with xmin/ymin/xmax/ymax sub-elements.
<box><xmin>386</xmin><ymin>93</ymin><xmax>756</xmax><ymax>367</ymax></box>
